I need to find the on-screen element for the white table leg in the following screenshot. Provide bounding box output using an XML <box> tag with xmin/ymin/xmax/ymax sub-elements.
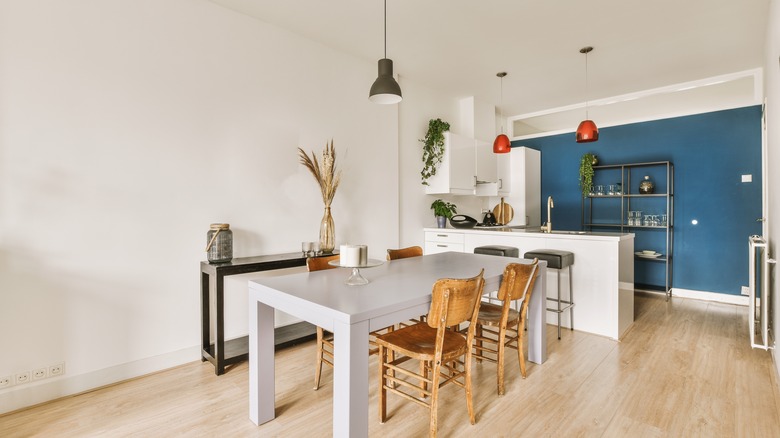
<box><xmin>527</xmin><ymin>265</ymin><xmax>548</xmax><ymax>364</ymax></box>
<box><xmin>249</xmin><ymin>297</ymin><xmax>275</xmax><ymax>425</ymax></box>
<box><xmin>332</xmin><ymin>318</ymin><xmax>370</xmax><ymax>437</ymax></box>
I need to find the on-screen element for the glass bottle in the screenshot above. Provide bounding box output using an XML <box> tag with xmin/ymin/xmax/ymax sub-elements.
<box><xmin>319</xmin><ymin>206</ymin><xmax>335</xmax><ymax>254</ymax></box>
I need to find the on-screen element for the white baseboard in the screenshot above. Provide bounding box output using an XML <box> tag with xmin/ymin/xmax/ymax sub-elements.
<box><xmin>0</xmin><ymin>345</ymin><xmax>200</xmax><ymax>415</ymax></box>
<box><xmin>670</xmin><ymin>287</ymin><xmax>750</xmax><ymax>306</ymax></box>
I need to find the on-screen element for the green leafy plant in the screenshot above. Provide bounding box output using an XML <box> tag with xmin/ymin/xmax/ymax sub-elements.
<box><xmin>430</xmin><ymin>199</ymin><xmax>457</xmax><ymax>218</ymax></box>
<box><xmin>579</xmin><ymin>153</ymin><xmax>598</xmax><ymax>197</ymax></box>
<box><xmin>420</xmin><ymin>118</ymin><xmax>451</xmax><ymax>185</ymax></box>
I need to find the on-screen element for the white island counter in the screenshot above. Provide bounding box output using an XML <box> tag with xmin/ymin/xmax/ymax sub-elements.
<box><xmin>424</xmin><ymin>227</ymin><xmax>635</xmax><ymax>340</ymax></box>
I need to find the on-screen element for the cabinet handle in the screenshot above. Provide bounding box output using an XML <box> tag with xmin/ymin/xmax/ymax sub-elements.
<box><xmin>436</xmin><ymin>234</ymin><xmax>448</xmax><ymax>237</ymax></box>
<box><xmin>473</xmin><ymin>176</ymin><xmax>477</xmax><ymax>187</ymax></box>
<box><xmin>437</xmin><ymin>244</ymin><xmax>448</xmax><ymax>248</ymax></box>
<box><xmin>498</xmin><ymin>178</ymin><xmax>503</xmax><ymax>189</ymax></box>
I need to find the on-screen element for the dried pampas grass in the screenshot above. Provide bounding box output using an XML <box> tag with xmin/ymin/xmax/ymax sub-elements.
<box><xmin>298</xmin><ymin>140</ymin><xmax>341</xmax><ymax>207</ymax></box>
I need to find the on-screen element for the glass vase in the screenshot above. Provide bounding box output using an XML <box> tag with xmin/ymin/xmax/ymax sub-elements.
<box><xmin>319</xmin><ymin>206</ymin><xmax>335</xmax><ymax>254</ymax></box>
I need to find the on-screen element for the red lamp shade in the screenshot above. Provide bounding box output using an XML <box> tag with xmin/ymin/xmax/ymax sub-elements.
<box><xmin>493</xmin><ymin>134</ymin><xmax>511</xmax><ymax>153</ymax></box>
<box><xmin>576</xmin><ymin>119</ymin><xmax>599</xmax><ymax>143</ymax></box>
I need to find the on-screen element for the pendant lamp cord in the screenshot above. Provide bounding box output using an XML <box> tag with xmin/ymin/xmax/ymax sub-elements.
<box><xmin>499</xmin><ymin>75</ymin><xmax>505</xmax><ymax>134</ymax></box>
<box><xmin>584</xmin><ymin>51</ymin><xmax>589</xmax><ymax>119</ymax></box>
<box><xmin>383</xmin><ymin>0</ymin><xmax>387</xmax><ymax>58</ymax></box>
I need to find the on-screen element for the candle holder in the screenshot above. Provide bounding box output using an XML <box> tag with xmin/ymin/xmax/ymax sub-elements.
<box><xmin>328</xmin><ymin>259</ymin><xmax>383</xmax><ymax>285</ymax></box>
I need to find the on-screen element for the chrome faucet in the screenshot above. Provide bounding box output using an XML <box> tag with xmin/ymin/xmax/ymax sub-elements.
<box><xmin>540</xmin><ymin>196</ymin><xmax>554</xmax><ymax>233</ymax></box>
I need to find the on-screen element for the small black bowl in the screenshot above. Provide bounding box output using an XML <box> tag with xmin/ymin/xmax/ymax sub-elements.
<box><xmin>449</xmin><ymin>215</ymin><xmax>478</xmax><ymax>229</ymax></box>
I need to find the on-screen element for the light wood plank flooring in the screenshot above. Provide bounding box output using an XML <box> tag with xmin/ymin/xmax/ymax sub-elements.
<box><xmin>2</xmin><ymin>292</ymin><xmax>779</xmax><ymax>437</ymax></box>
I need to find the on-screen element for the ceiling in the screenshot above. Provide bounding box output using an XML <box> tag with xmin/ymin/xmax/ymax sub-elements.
<box><xmin>210</xmin><ymin>0</ymin><xmax>770</xmax><ymax>119</ymax></box>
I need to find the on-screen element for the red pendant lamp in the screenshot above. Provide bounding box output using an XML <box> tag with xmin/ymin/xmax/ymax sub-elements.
<box><xmin>576</xmin><ymin>46</ymin><xmax>599</xmax><ymax>143</ymax></box>
<box><xmin>493</xmin><ymin>72</ymin><xmax>511</xmax><ymax>153</ymax></box>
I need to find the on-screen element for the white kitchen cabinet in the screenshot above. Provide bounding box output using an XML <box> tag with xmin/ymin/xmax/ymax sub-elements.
<box><xmin>424</xmin><ymin>230</ymin><xmax>465</xmax><ymax>254</ymax></box>
<box><xmin>425</xmin><ymin>132</ymin><xmax>477</xmax><ymax>195</ymax></box>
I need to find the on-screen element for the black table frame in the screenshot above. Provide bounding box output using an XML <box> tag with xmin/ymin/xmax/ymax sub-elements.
<box><xmin>200</xmin><ymin>252</ymin><xmax>316</xmax><ymax>375</ymax></box>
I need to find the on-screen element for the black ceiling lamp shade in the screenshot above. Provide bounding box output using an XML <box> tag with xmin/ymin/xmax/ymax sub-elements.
<box><xmin>493</xmin><ymin>72</ymin><xmax>511</xmax><ymax>154</ymax></box>
<box><xmin>369</xmin><ymin>0</ymin><xmax>402</xmax><ymax>104</ymax></box>
<box><xmin>576</xmin><ymin>46</ymin><xmax>599</xmax><ymax>143</ymax></box>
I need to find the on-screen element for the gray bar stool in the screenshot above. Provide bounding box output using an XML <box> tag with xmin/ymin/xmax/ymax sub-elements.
<box><xmin>474</xmin><ymin>245</ymin><xmax>519</xmax><ymax>258</ymax></box>
<box><xmin>523</xmin><ymin>249</ymin><xmax>574</xmax><ymax>339</ymax></box>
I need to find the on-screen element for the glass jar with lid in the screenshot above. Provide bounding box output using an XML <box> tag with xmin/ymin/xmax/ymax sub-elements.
<box><xmin>206</xmin><ymin>223</ymin><xmax>233</xmax><ymax>263</ymax></box>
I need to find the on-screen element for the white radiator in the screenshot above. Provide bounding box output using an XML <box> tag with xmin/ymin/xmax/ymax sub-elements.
<box><xmin>749</xmin><ymin>235</ymin><xmax>775</xmax><ymax>350</ymax></box>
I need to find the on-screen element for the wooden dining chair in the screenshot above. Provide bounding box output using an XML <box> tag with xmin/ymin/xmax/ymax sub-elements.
<box><xmin>470</xmin><ymin>260</ymin><xmax>539</xmax><ymax>395</ymax></box>
<box><xmin>386</xmin><ymin>245</ymin><xmax>423</xmax><ymax>261</ymax></box>
<box><xmin>307</xmin><ymin>254</ymin><xmax>394</xmax><ymax>390</ymax></box>
<box><xmin>375</xmin><ymin>269</ymin><xmax>485</xmax><ymax>438</ymax></box>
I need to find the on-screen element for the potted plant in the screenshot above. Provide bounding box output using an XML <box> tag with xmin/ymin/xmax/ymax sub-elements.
<box><xmin>579</xmin><ymin>153</ymin><xmax>598</xmax><ymax>198</ymax></box>
<box><xmin>430</xmin><ymin>199</ymin><xmax>457</xmax><ymax>228</ymax></box>
<box><xmin>420</xmin><ymin>118</ymin><xmax>451</xmax><ymax>185</ymax></box>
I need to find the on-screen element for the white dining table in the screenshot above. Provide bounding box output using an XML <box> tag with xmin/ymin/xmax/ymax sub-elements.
<box><xmin>247</xmin><ymin>251</ymin><xmax>547</xmax><ymax>437</ymax></box>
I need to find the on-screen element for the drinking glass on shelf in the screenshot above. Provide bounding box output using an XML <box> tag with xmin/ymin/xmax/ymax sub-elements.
<box><xmin>643</xmin><ymin>215</ymin><xmax>651</xmax><ymax>226</ymax></box>
<box><xmin>596</xmin><ymin>185</ymin><xmax>605</xmax><ymax>196</ymax></box>
<box><xmin>608</xmin><ymin>184</ymin><xmax>615</xmax><ymax>195</ymax></box>
<box><xmin>661</xmin><ymin>214</ymin><xmax>668</xmax><ymax>226</ymax></box>
<box><xmin>302</xmin><ymin>241</ymin><xmax>313</xmax><ymax>256</ymax></box>
<box><xmin>589</xmin><ymin>185</ymin><xmax>595</xmax><ymax>196</ymax></box>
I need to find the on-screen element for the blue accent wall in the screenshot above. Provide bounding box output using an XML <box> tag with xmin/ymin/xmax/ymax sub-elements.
<box><xmin>516</xmin><ymin>106</ymin><xmax>763</xmax><ymax>295</ymax></box>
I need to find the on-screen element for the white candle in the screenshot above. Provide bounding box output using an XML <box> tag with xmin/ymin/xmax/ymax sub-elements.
<box><xmin>340</xmin><ymin>244</ymin><xmax>361</xmax><ymax>267</ymax></box>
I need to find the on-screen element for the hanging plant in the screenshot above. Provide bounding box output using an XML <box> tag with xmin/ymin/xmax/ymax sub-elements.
<box><xmin>579</xmin><ymin>153</ymin><xmax>598</xmax><ymax>197</ymax></box>
<box><xmin>420</xmin><ymin>118</ymin><xmax>451</xmax><ymax>185</ymax></box>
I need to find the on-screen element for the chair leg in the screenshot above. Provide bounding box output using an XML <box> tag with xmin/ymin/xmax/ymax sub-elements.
<box><xmin>314</xmin><ymin>326</ymin><xmax>324</xmax><ymax>390</ymax></box>
<box><xmin>420</xmin><ymin>361</ymin><xmax>428</xmax><ymax>398</ymax></box>
<box><xmin>569</xmin><ymin>265</ymin><xmax>574</xmax><ymax>331</ymax></box>
<box><xmin>556</xmin><ymin>269</ymin><xmax>562</xmax><ymax>339</ymax></box>
<box><xmin>465</xmin><ymin>353</ymin><xmax>475</xmax><ymax>425</ymax></box>
<box><xmin>497</xmin><ymin>325</ymin><xmax>507</xmax><ymax>396</ymax></box>
<box><xmin>517</xmin><ymin>321</ymin><xmax>527</xmax><ymax>378</ymax></box>
<box><xmin>429</xmin><ymin>360</ymin><xmax>442</xmax><ymax>437</ymax></box>
<box><xmin>379</xmin><ymin>345</ymin><xmax>387</xmax><ymax>423</ymax></box>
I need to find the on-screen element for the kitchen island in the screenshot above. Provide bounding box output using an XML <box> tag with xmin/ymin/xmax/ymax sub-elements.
<box><xmin>424</xmin><ymin>227</ymin><xmax>635</xmax><ymax>339</ymax></box>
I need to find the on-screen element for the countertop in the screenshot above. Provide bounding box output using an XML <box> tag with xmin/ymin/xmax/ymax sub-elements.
<box><xmin>424</xmin><ymin>226</ymin><xmax>634</xmax><ymax>241</ymax></box>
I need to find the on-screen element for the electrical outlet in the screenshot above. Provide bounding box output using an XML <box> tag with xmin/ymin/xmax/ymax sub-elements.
<box><xmin>741</xmin><ymin>286</ymin><xmax>750</xmax><ymax>296</ymax></box>
<box><xmin>32</xmin><ymin>367</ymin><xmax>48</xmax><ymax>381</ymax></box>
<box><xmin>49</xmin><ymin>362</ymin><xmax>65</xmax><ymax>377</ymax></box>
<box><xmin>0</xmin><ymin>375</ymin><xmax>12</xmax><ymax>388</ymax></box>
<box><xmin>15</xmin><ymin>371</ymin><xmax>31</xmax><ymax>385</ymax></box>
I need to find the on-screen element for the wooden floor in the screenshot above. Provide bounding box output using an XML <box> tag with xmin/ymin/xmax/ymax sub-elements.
<box><xmin>2</xmin><ymin>292</ymin><xmax>779</xmax><ymax>437</ymax></box>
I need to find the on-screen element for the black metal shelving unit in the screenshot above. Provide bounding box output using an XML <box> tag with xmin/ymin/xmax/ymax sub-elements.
<box><xmin>581</xmin><ymin>161</ymin><xmax>674</xmax><ymax>298</ymax></box>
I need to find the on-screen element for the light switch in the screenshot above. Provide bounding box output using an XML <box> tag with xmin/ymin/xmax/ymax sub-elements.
<box><xmin>742</xmin><ymin>174</ymin><xmax>752</xmax><ymax>183</ymax></box>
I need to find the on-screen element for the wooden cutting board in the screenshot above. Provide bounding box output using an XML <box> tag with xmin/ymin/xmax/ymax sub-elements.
<box><xmin>493</xmin><ymin>201</ymin><xmax>514</xmax><ymax>225</ymax></box>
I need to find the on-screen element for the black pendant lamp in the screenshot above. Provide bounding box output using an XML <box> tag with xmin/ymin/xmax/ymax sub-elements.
<box><xmin>493</xmin><ymin>72</ymin><xmax>511</xmax><ymax>154</ymax></box>
<box><xmin>369</xmin><ymin>0</ymin><xmax>402</xmax><ymax>104</ymax></box>
<box><xmin>576</xmin><ymin>46</ymin><xmax>599</xmax><ymax>143</ymax></box>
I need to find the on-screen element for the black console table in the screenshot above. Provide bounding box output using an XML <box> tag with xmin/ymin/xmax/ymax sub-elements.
<box><xmin>200</xmin><ymin>252</ymin><xmax>318</xmax><ymax>375</ymax></box>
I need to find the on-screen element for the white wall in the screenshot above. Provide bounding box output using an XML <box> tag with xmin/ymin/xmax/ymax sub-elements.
<box><xmin>0</xmin><ymin>0</ymin><xmax>409</xmax><ymax>411</ymax></box>
<box><xmin>765</xmin><ymin>0</ymin><xmax>780</xmax><ymax>380</ymax></box>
